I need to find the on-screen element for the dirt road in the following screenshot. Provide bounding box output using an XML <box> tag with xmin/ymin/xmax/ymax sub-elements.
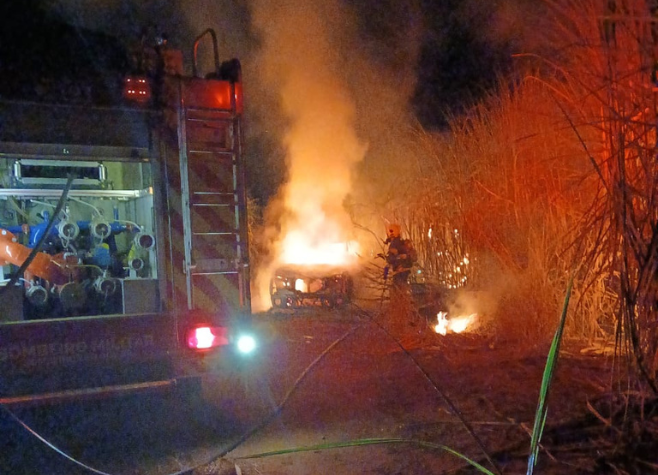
<box><xmin>201</xmin><ymin>306</ymin><xmax>611</xmax><ymax>475</ymax></box>
<box><xmin>0</xmin><ymin>305</ymin><xmax>612</xmax><ymax>475</ymax></box>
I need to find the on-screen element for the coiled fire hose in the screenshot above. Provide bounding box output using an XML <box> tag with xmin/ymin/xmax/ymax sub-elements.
<box><xmin>0</xmin><ymin>174</ymin><xmax>74</xmax><ymax>297</ymax></box>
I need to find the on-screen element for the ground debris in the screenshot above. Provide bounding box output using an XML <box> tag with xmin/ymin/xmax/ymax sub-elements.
<box><xmin>579</xmin><ymin>338</ymin><xmax>617</xmax><ymax>357</ymax></box>
<box><xmin>191</xmin><ymin>457</ymin><xmax>242</xmax><ymax>475</ymax></box>
<box><xmin>520</xmin><ymin>394</ymin><xmax>658</xmax><ymax>474</ymax></box>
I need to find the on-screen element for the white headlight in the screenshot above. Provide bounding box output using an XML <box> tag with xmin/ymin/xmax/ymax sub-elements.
<box><xmin>236</xmin><ymin>335</ymin><xmax>256</xmax><ymax>354</ymax></box>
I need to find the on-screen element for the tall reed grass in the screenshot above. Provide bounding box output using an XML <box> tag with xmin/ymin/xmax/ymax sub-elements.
<box><xmin>365</xmin><ymin>76</ymin><xmax>602</xmax><ymax>347</ymax></box>
<box><xmin>530</xmin><ymin>0</ymin><xmax>658</xmax><ymax>392</ymax></box>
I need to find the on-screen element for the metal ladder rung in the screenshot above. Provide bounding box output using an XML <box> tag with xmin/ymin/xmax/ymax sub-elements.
<box><xmin>188</xmin><ymin>145</ymin><xmax>235</xmax><ymax>152</ymax></box>
<box><xmin>191</xmin><ymin>203</ymin><xmax>234</xmax><ymax>208</ymax></box>
<box><xmin>186</xmin><ymin>117</ymin><xmax>232</xmax><ymax>124</ymax></box>
<box><xmin>192</xmin><ymin>232</ymin><xmax>236</xmax><ymax>236</ymax></box>
<box><xmin>192</xmin><ymin>271</ymin><xmax>239</xmax><ymax>276</ymax></box>
<box><xmin>187</xmin><ymin>149</ymin><xmax>235</xmax><ymax>157</ymax></box>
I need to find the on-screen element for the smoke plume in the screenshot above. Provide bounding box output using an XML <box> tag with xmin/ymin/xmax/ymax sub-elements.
<box><xmin>247</xmin><ymin>0</ymin><xmax>371</xmax><ymax>310</ymax></box>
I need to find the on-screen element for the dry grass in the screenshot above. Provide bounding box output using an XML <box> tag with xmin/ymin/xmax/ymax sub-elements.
<box><xmin>535</xmin><ymin>0</ymin><xmax>658</xmax><ymax>391</ymax></box>
<box><xmin>354</xmin><ymin>3</ymin><xmax>658</xmax><ymax>385</ymax></box>
<box><xmin>245</xmin><ymin>0</ymin><xmax>658</xmax><ymax>395</ymax></box>
<box><xmin>364</xmin><ymin>78</ymin><xmax>601</xmax><ymax>347</ymax></box>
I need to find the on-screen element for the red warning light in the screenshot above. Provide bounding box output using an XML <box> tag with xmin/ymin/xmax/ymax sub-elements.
<box><xmin>123</xmin><ymin>76</ymin><xmax>152</xmax><ymax>103</ymax></box>
<box><xmin>186</xmin><ymin>325</ymin><xmax>229</xmax><ymax>350</ymax></box>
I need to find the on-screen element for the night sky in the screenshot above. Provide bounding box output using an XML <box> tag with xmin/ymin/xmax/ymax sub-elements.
<box><xmin>0</xmin><ymin>0</ymin><xmax>514</xmax><ymax>127</ymax></box>
<box><xmin>411</xmin><ymin>1</ymin><xmax>514</xmax><ymax>128</ymax></box>
<box><xmin>0</xmin><ymin>0</ymin><xmax>521</xmax><ymax>203</ymax></box>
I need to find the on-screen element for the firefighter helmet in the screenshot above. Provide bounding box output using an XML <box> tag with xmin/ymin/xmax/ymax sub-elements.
<box><xmin>387</xmin><ymin>224</ymin><xmax>401</xmax><ymax>238</ymax></box>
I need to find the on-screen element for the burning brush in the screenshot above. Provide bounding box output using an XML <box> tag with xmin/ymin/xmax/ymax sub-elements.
<box><xmin>434</xmin><ymin>311</ymin><xmax>478</xmax><ymax>335</ymax></box>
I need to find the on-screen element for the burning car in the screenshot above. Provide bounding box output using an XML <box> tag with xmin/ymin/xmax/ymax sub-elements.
<box><xmin>270</xmin><ymin>265</ymin><xmax>354</xmax><ymax>309</ymax></box>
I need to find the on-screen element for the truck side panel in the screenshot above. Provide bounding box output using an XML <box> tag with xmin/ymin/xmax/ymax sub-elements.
<box><xmin>0</xmin><ymin>314</ymin><xmax>177</xmax><ymax>403</ymax></box>
<box><xmin>0</xmin><ymin>51</ymin><xmax>252</xmax><ymax>405</ymax></box>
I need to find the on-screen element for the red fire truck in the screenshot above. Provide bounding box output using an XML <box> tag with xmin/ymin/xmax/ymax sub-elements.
<box><xmin>0</xmin><ymin>29</ymin><xmax>255</xmax><ymax>405</ymax></box>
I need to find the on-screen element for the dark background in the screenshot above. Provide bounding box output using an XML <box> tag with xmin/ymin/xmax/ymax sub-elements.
<box><xmin>0</xmin><ymin>0</ymin><xmax>519</xmax><ymax>203</ymax></box>
<box><xmin>1</xmin><ymin>0</ymin><xmax>515</xmax><ymax>123</ymax></box>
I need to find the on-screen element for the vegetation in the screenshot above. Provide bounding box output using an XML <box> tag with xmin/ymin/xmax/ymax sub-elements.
<box><xmin>374</xmin><ymin>0</ymin><xmax>658</xmax><ymax>381</ymax></box>
<box><xmin>245</xmin><ymin>0</ymin><xmax>658</xmax><ymax>470</ymax></box>
<box><xmin>358</xmin><ymin>1</ymin><xmax>658</xmax><ymax>467</ymax></box>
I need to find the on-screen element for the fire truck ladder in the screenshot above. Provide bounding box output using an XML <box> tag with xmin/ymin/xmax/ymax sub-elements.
<box><xmin>177</xmin><ymin>93</ymin><xmax>248</xmax><ymax>312</ymax></box>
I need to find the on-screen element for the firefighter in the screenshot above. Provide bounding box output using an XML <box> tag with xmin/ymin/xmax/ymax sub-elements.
<box><xmin>382</xmin><ymin>223</ymin><xmax>418</xmax><ymax>324</ymax></box>
<box><xmin>384</xmin><ymin>224</ymin><xmax>414</xmax><ymax>289</ymax></box>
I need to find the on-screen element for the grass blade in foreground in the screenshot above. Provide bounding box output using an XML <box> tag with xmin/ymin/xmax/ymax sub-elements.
<box><xmin>526</xmin><ymin>278</ymin><xmax>573</xmax><ymax>475</ymax></box>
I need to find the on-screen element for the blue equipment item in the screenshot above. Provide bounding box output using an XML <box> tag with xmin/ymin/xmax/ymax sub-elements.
<box><xmin>7</xmin><ymin>218</ymin><xmax>142</xmax><ymax>248</ymax></box>
<box><xmin>90</xmin><ymin>243</ymin><xmax>112</xmax><ymax>268</ymax></box>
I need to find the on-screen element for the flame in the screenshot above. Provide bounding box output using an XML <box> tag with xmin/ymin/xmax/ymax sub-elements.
<box><xmin>294</xmin><ymin>278</ymin><xmax>306</xmax><ymax>292</ymax></box>
<box><xmin>434</xmin><ymin>311</ymin><xmax>477</xmax><ymax>335</ymax></box>
<box><xmin>249</xmin><ymin>0</ymin><xmax>367</xmax><ymax>312</ymax></box>
<box><xmin>280</xmin><ymin>229</ymin><xmax>359</xmax><ymax>267</ymax></box>
<box><xmin>435</xmin><ymin>312</ymin><xmax>448</xmax><ymax>335</ymax></box>
<box><xmin>276</xmin><ymin>187</ymin><xmax>360</xmax><ymax>268</ymax></box>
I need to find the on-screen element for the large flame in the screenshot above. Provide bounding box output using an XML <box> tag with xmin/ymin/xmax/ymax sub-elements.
<box><xmin>250</xmin><ymin>0</ymin><xmax>366</xmax><ymax>311</ymax></box>
<box><xmin>280</xmin><ymin>231</ymin><xmax>359</xmax><ymax>267</ymax></box>
<box><xmin>279</xmin><ymin>207</ymin><xmax>359</xmax><ymax>266</ymax></box>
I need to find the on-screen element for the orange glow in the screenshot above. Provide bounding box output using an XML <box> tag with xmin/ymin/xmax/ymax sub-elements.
<box><xmin>449</xmin><ymin>315</ymin><xmax>476</xmax><ymax>333</ymax></box>
<box><xmin>183</xmin><ymin>78</ymin><xmax>243</xmax><ymax>112</ymax></box>
<box><xmin>434</xmin><ymin>311</ymin><xmax>477</xmax><ymax>335</ymax></box>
